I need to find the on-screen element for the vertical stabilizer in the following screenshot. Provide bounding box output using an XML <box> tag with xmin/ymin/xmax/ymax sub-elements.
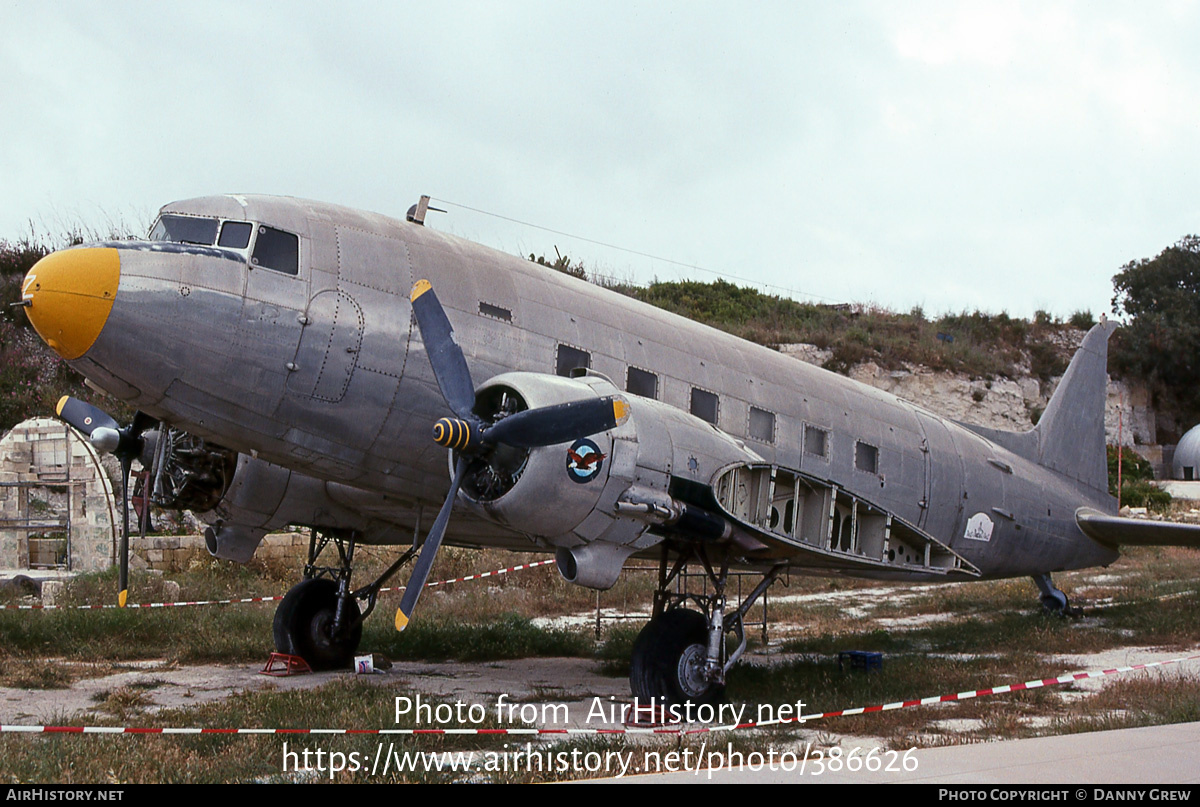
<box><xmin>1033</xmin><ymin>320</ymin><xmax>1117</xmax><ymax>493</ymax></box>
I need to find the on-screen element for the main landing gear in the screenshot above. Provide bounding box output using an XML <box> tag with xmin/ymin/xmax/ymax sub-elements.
<box><xmin>1032</xmin><ymin>572</ymin><xmax>1082</xmax><ymax>618</ymax></box>
<box><xmin>273</xmin><ymin>527</ymin><xmax>418</xmax><ymax>670</ymax></box>
<box><xmin>630</xmin><ymin>545</ymin><xmax>784</xmax><ymax>706</ymax></box>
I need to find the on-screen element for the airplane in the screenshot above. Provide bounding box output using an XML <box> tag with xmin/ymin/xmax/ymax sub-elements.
<box><xmin>18</xmin><ymin>193</ymin><xmax>1200</xmax><ymax>706</ymax></box>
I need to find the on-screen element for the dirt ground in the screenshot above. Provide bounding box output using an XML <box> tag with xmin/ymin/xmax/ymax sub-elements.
<box><xmin>2</xmin><ymin>589</ymin><xmax>1196</xmax><ymax>742</ymax></box>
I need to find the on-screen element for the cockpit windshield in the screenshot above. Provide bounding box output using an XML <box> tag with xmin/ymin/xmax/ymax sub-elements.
<box><xmin>147</xmin><ymin>213</ymin><xmax>300</xmax><ymax>275</ymax></box>
<box><xmin>148</xmin><ymin>214</ymin><xmax>219</xmax><ymax>246</ymax></box>
<box><xmin>218</xmin><ymin>221</ymin><xmax>253</xmax><ymax>249</ymax></box>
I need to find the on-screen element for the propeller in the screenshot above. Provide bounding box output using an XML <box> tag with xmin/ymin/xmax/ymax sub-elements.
<box><xmin>395</xmin><ymin>280</ymin><xmax>629</xmax><ymax>631</ymax></box>
<box><xmin>56</xmin><ymin>396</ymin><xmax>158</xmax><ymax>607</ymax></box>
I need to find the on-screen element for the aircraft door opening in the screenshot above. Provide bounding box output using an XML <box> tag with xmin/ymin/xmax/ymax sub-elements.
<box><xmin>913</xmin><ymin>411</ymin><xmax>966</xmax><ymax>540</ymax></box>
<box><xmin>287</xmin><ymin>290</ymin><xmax>363</xmax><ymax>402</ymax></box>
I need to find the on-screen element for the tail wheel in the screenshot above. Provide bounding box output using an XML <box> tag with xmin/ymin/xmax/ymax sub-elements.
<box><xmin>630</xmin><ymin>608</ymin><xmax>725</xmax><ymax>707</ymax></box>
<box><xmin>273</xmin><ymin>578</ymin><xmax>362</xmax><ymax>670</ymax></box>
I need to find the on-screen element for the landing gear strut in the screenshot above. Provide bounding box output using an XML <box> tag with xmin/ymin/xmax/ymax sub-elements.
<box><xmin>1032</xmin><ymin>573</ymin><xmax>1082</xmax><ymax>618</ymax></box>
<box><xmin>273</xmin><ymin>527</ymin><xmax>419</xmax><ymax>669</ymax></box>
<box><xmin>630</xmin><ymin>545</ymin><xmax>783</xmax><ymax>706</ymax></box>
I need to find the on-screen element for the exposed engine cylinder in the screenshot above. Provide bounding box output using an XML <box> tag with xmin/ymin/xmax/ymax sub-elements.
<box><xmin>141</xmin><ymin>427</ymin><xmax>237</xmax><ymax>512</ymax></box>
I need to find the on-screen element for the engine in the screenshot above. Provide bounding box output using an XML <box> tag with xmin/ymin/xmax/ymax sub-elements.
<box><xmin>456</xmin><ymin>371</ymin><xmax>762</xmax><ymax>589</ymax></box>
<box><xmin>142</xmin><ymin>427</ymin><xmax>407</xmax><ymax>563</ymax></box>
<box><xmin>140</xmin><ymin>427</ymin><xmax>238</xmax><ymax>512</ymax></box>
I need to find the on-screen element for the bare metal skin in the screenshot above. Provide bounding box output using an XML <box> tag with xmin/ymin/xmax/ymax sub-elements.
<box><xmin>24</xmin><ymin>194</ymin><xmax>1197</xmax><ymax>690</ymax></box>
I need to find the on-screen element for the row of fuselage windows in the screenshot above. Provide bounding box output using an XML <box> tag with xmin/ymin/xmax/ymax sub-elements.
<box><xmin>149</xmin><ymin>214</ymin><xmax>300</xmax><ymax>276</ymax></box>
<box><xmin>555</xmin><ymin>343</ymin><xmax>880</xmax><ymax>471</ymax></box>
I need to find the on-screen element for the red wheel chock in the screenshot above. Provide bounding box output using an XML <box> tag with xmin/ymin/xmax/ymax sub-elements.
<box><xmin>260</xmin><ymin>653</ymin><xmax>313</xmax><ymax>676</ymax></box>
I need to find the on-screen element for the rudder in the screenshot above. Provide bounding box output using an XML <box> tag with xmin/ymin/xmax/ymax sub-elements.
<box><xmin>1033</xmin><ymin>320</ymin><xmax>1117</xmax><ymax>493</ymax></box>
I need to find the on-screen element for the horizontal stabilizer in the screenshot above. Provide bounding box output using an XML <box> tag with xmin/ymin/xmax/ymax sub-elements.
<box><xmin>1076</xmin><ymin>507</ymin><xmax>1200</xmax><ymax>548</ymax></box>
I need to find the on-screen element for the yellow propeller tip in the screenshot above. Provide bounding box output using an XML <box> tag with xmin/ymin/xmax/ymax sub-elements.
<box><xmin>394</xmin><ymin>609</ymin><xmax>410</xmax><ymax>632</ymax></box>
<box><xmin>56</xmin><ymin>396</ymin><xmax>69</xmax><ymax>416</ymax></box>
<box><xmin>118</xmin><ymin>590</ymin><xmax>127</xmax><ymax>608</ymax></box>
<box><xmin>411</xmin><ymin>279</ymin><xmax>432</xmax><ymax>302</ymax></box>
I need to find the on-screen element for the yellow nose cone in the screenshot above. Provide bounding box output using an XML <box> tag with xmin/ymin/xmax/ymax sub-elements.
<box><xmin>23</xmin><ymin>247</ymin><xmax>120</xmax><ymax>360</ymax></box>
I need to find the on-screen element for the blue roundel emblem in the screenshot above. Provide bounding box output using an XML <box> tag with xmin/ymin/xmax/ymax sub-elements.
<box><xmin>566</xmin><ymin>438</ymin><xmax>606</xmax><ymax>484</ymax></box>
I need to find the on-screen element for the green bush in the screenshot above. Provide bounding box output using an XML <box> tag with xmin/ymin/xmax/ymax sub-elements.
<box><xmin>1107</xmin><ymin>446</ymin><xmax>1171</xmax><ymax>510</ymax></box>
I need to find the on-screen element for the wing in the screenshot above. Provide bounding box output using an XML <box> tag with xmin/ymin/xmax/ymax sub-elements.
<box><xmin>1076</xmin><ymin>507</ymin><xmax>1200</xmax><ymax>548</ymax></box>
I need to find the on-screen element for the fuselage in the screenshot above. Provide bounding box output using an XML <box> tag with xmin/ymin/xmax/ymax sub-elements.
<box><xmin>23</xmin><ymin>194</ymin><xmax>1119</xmax><ymax>579</ymax></box>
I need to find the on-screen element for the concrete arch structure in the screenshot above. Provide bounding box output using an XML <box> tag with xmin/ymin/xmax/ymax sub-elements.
<box><xmin>0</xmin><ymin>418</ymin><xmax>117</xmax><ymax>572</ymax></box>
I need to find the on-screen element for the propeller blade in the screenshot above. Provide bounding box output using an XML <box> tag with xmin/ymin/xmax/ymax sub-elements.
<box><xmin>410</xmin><ymin>280</ymin><xmax>478</xmax><ymax>422</ymax></box>
<box><xmin>130</xmin><ymin>411</ymin><xmax>158</xmax><ymax>440</ymax></box>
<box><xmin>486</xmin><ymin>396</ymin><xmax>630</xmax><ymax>448</ymax></box>
<box><xmin>56</xmin><ymin>396</ymin><xmax>118</xmax><ymax>438</ymax></box>
<box><xmin>118</xmin><ymin>456</ymin><xmax>131</xmax><ymax>608</ymax></box>
<box><xmin>55</xmin><ymin>398</ymin><xmax>157</xmax><ymax>606</ymax></box>
<box><xmin>395</xmin><ymin>455</ymin><xmax>469</xmax><ymax>632</ymax></box>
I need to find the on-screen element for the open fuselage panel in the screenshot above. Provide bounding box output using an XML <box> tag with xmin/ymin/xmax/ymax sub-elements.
<box><xmin>713</xmin><ymin>463</ymin><xmax>980</xmax><ymax>578</ymax></box>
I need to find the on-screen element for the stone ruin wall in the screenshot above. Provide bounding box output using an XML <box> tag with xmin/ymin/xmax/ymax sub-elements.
<box><xmin>0</xmin><ymin>418</ymin><xmax>116</xmax><ymax>572</ymax></box>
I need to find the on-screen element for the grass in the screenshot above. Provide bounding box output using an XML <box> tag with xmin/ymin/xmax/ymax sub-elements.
<box><xmin>92</xmin><ymin>686</ymin><xmax>155</xmax><ymax>719</ymax></box>
<box><xmin>0</xmin><ymin>677</ymin><xmax>783</xmax><ymax>783</ymax></box>
<box><xmin>0</xmin><ymin>543</ymin><xmax>1198</xmax><ymax>780</ymax></box>
<box><xmin>370</xmin><ymin>613</ymin><xmax>592</xmax><ymax>662</ymax></box>
<box><xmin>1052</xmin><ymin>675</ymin><xmax>1200</xmax><ymax>735</ymax></box>
<box><xmin>3</xmin><ymin>660</ymin><xmax>76</xmax><ymax>690</ymax></box>
<box><xmin>0</xmin><ymin>679</ymin><xmax>508</xmax><ymax>783</ymax></box>
<box><xmin>602</xmin><ymin>279</ymin><xmax>1080</xmax><ymax>382</ymax></box>
<box><xmin>0</xmin><ymin>602</ymin><xmax>275</xmax><ymax>664</ymax></box>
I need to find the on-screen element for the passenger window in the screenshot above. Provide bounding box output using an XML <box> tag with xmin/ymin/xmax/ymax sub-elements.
<box><xmin>556</xmin><ymin>344</ymin><xmax>590</xmax><ymax>377</ymax></box>
<box><xmin>749</xmin><ymin>407</ymin><xmax>775</xmax><ymax>443</ymax></box>
<box><xmin>804</xmin><ymin>424</ymin><xmax>829</xmax><ymax>459</ymax></box>
<box><xmin>149</xmin><ymin>215</ymin><xmax>218</xmax><ymax>246</ymax></box>
<box><xmin>855</xmin><ymin>441</ymin><xmax>879</xmax><ymax>474</ymax></box>
<box><xmin>251</xmin><ymin>226</ymin><xmax>299</xmax><ymax>275</ymax></box>
<box><xmin>218</xmin><ymin>221</ymin><xmax>253</xmax><ymax>249</ymax></box>
<box><xmin>626</xmin><ymin>367</ymin><xmax>658</xmax><ymax>399</ymax></box>
<box><xmin>690</xmin><ymin>388</ymin><xmax>719</xmax><ymax>425</ymax></box>
<box><xmin>478</xmin><ymin>301</ymin><xmax>512</xmax><ymax>322</ymax></box>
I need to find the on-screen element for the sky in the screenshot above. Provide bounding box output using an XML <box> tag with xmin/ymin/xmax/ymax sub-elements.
<box><xmin>2</xmin><ymin>1</ymin><xmax>1198</xmax><ymax>319</ymax></box>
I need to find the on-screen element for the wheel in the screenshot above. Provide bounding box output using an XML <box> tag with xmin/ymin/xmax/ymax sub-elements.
<box><xmin>630</xmin><ymin>608</ymin><xmax>725</xmax><ymax>707</ymax></box>
<box><xmin>1040</xmin><ymin>590</ymin><xmax>1083</xmax><ymax>619</ymax></box>
<box><xmin>1039</xmin><ymin>590</ymin><xmax>1068</xmax><ymax>614</ymax></box>
<box><xmin>273</xmin><ymin>578</ymin><xmax>362</xmax><ymax>670</ymax></box>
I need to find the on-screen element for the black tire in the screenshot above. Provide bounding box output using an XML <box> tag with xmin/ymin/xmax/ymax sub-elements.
<box><xmin>630</xmin><ymin>616</ymin><xmax>669</xmax><ymax>702</ymax></box>
<box><xmin>1040</xmin><ymin>590</ymin><xmax>1068</xmax><ymax>615</ymax></box>
<box><xmin>1040</xmin><ymin>591</ymin><xmax>1083</xmax><ymax>619</ymax></box>
<box><xmin>630</xmin><ymin>609</ymin><xmax>725</xmax><ymax>707</ymax></box>
<box><xmin>272</xmin><ymin>578</ymin><xmax>362</xmax><ymax>670</ymax></box>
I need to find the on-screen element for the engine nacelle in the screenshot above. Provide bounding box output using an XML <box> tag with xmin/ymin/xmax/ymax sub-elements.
<box><xmin>458</xmin><ymin>371</ymin><xmax>763</xmax><ymax>588</ymax></box>
<box><xmin>183</xmin><ymin>452</ymin><xmax>408</xmax><ymax>563</ymax></box>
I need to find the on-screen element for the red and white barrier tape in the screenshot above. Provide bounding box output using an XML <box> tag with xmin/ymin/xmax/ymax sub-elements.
<box><xmin>4</xmin><ymin>653</ymin><xmax>1195</xmax><ymax>736</ymax></box>
<box><xmin>0</xmin><ymin>559</ymin><xmax>556</xmax><ymax>611</ymax></box>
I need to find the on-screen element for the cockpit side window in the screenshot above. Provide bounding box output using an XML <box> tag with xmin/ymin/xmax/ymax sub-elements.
<box><xmin>251</xmin><ymin>226</ymin><xmax>299</xmax><ymax>275</ymax></box>
<box><xmin>218</xmin><ymin>221</ymin><xmax>253</xmax><ymax>249</ymax></box>
<box><xmin>149</xmin><ymin>214</ymin><xmax>219</xmax><ymax>246</ymax></box>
